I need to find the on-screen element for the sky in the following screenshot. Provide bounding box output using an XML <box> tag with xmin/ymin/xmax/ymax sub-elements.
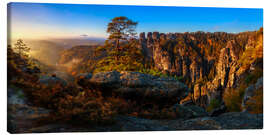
<box><xmin>8</xmin><ymin>3</ymin><xmax>263</xmax><ymax>40</ymax></box>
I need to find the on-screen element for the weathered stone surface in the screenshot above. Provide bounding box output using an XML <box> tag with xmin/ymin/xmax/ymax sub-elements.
<box><xmin>215</xmin><ymin>40</ymin><xmax>239</xmax><ymax>88</ymax></box>
<box><xmin>172</xmin><ymin>104</ymin><xmax>208</xmax><ymax>119</ymax></box>
<box><xmin>168</xmin><ymin>112</ymin><xmax>262</xmax><ymax>130</ymax></box>
<box><xmin>8</xmin><ymin>87</ymin><xmax>26</xmax><ymax>105</ymax></box>
<box><xmin>77</xmin><ymin>71</ymin><xmax>190</xmax><ymax>103</ymax></box>
<box><xmin>179</xmin><ymin>93</ymin><xmax>194</xmax><ymax>106</ymax></box>
<box><xmin>7</xmin><ymin>87</ymin><xmax>51</xmax><ymax>133</ymax></box>
<box><xmin>152</xmin><ymin>32</ymin><xmax>160</xmax><ymax>41</ymax></box>
<box><xmin>115</xmin><ymin>116</ymin><xmax>170</xmax><ymax>131</ymax></box>
<box><xmin>138</xmin><ymin>32</ymin><xmax>207</xmax><ymax>84</ymax></box>
<box><xmin>22</xmin><ymin>66</ymin><xmax>41</xmax><ymax>74</ymax></box>
<box><xmin>197</xmin><ymin>40</ymin><xmax>241</xmax><ymax>106</ymax></box>
<box><xmin>138</xmin><ymin>30</ymin><xmax>263</xmax><ymax>108</ymax></box>
<box><xmin>193</xmin><ymin>84</ymin><xmax>201</xmax><ymax>100</ymax></box>
<box><xmin>39</xmin><ymin>75</ymin><xmax>67</xmax><ymax>86</ymax></box>
<box><xmin>213</xmin><ymin>112</ymin><xmax>263</xmax><ymax>129</ymax></box>
<box><xmin>209</xmin><ymin>104</ymin><xmax>227</xmax><ymax>117</ymax></box>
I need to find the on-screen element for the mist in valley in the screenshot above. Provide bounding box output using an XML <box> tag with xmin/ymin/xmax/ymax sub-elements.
<box><xmin>10</xmin><ymin>37</ymin><xmax>105</xmax><ymax>81</ymax></box>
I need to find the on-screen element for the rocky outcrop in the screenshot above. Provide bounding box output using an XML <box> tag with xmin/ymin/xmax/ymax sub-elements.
<box><xmin>139</xmin><ymin>32</ymin><xmax>209</xmax><ymax>84</ymax></box>
<box><xmin>136</xmin><ymin>29</ymin><xmax>263</xmax><ymax>110</ymax></box>
<box><xmin>193</xmin><ymin>84</ymin><xmax>208</xmax><ymax>106</ymax></box>
<box><xmin>39</xmin><ymin>75</ymin><xmax>67</xmax><ymax>86</ymax></box>
<box><xmin>8</xmin><ymin>87</ymin><xmax>51</xmax><ymax>133</ymax></box>
<box><xmin>206</xmin><ymin>41</ymin><xmax>239</xmax><ymax>101</ymax></box>
<box><xmin>214</xmin><ymin>40</ymin><xmax>239</xmax><ymax>88</ymax></box>
<box><xmin>77</xmin><ymin>71</ymin><xmax>190</xmax><ymax>104</ymax></box>
<box><xmin>190</xmin><ymin>40</ymin><xmax>242</xmax><ymax>106</ymax></box>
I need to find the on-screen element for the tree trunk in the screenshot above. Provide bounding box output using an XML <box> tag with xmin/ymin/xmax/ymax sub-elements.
<box><xmin>115</xmin><ymin>39</ymin><xmax>120</xmax><ymax>61</ymax></box>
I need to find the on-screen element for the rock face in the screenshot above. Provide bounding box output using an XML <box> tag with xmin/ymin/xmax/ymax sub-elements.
<box><xmin>214</xmin><ymin>40</ymin><xmax>239</xmax><ymax>88</ymax></box>
<box><xmin>77</xmin><ymin>71</ymin><xmax>190</xmax><ymax>104</ymax></box>
<box><xmin>139</xmin><ymin>32</ymin><xmax>216</xmax><ymax>106</ymax></box>
<box><xmin>139</xmin><ymin>32</ymin><xmax>208</xmax><ymax>83</ymax></box>
<box><xmin>200</xmin><ymin>40</ymin><xmax>240</xmax><ymax>104</ymax></box>
<box><xmin>138</xmin><ymin>29</ymin><xmax>263</xmax><ymax>108</ymax></box>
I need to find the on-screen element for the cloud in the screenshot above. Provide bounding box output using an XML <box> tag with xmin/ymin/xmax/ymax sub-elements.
<box><xmin>80</xmin><ymin>34</ymin><xmax>88</xmax><ymax>37</ymax></box>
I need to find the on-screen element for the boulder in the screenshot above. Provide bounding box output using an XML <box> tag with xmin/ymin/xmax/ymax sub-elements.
<box><xmin>179</xmin><ymin>94</ymin><xmax>194</xmax><ymax>106</ymax></box>
<box><xmin>77</xmin><ymin>71</ymin><xmax>190</xmax><ymax>104</ymax></box>
<box><xmin>115</xmin><ymin>116</ymin><xmax>170</xmax><ymax>131</ymax></box>
<box><xmin>209</xmin><ymin>104</ymin><xmax>227</xmax><ymax>117</ymax></box>
<box><xmin>39</xmin><ymin>75</ymin><xmax>67</xmax><ymax>87</ymax></box>
<box><xmin>8</xmin><ymin>87</ymin><xmax>26</xmax><ymax>105</ymax></box>
<box><xmin>213</xmin><ymin>112</ymin><xmax>263</xmax><ymax>129</ymax></box>
<box><xmin>168</xmin><ymin>112</ymin><xmax>262</xmax><ymax>130</ymax></box>
<box><xmin>172</xmin><ymin>104</ymin><xmax>208</xmax><ymax>119</ymax></box>
<box><xmin>22</xmin><ymin>66</ymin><xmax>41</xmax><ymax>74</ymax></box>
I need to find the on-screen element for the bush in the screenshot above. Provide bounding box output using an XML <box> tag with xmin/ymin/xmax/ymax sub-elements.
<box><xmin>245</xmin><ymin>86</ymin><xmax>263</xmax><ymax>114</ymax></box>
<box><xmin>206</xmin><ymin>99</ymin><xmax>222</xmax><ymax>112</ymax></box>
<box><xmin>94</xmin><ymin>41</ymin><xmax>145</xmax><ymax>73</ymax></box>
<box><xmin>223</xmin><ymin>86</ymin><xmax>246</xmax><ymax>112</ymax></box>
<box><xmin>10</xmin><ymin>71</ymin><xmax>118</xmax><ymax>125</ymax></box>
<box><xmin>245</xmin><ymin>67</ymin><xmax>263</xmax><ymax>85</ymax></box>
<box><xmin>223</xmin><ymin>64</ymin><xmax>263</xmax><ymax>112</ymax></box>
<box><xmin>54</xmin><ymin>90</ymin><xmax>117</xmax><ymax>125</ymax></box>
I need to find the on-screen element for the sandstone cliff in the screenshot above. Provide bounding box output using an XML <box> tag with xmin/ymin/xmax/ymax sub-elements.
<box><xmin>137</xmin><ymin>28</ymin><xmax>263</xmax><ymax>107</ymax></box>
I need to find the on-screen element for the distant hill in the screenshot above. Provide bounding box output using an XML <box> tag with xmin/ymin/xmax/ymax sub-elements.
<box><xmin>58</xmin><ymin>45</ymin><xmax>103</xmax><ymax>74</ymax></box>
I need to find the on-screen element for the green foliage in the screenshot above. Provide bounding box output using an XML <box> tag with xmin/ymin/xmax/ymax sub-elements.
<box><xmin>223</xmin><ymin>87</ymin><xmax>246</xmax><ymax>112</ymax></box>
<box><xmin>245</xmin><ymin>86</ymin><xmax>263</xmax><ymax>114</ymax></box>
<box><xmin>7</xmin><ymin>43</ymin><xmax>40</xmax><ymax>83</ymax></box>
<box><xmin>224</xmin><ymin>66</ymin><xmax>263</xmax><ymax>112</ymax></box>
<box><xmin>107</xmin><ymin>16</ymin><xmax>138</xmax><ymax>61</ymax></box>
<box><xmin>206</xmin><ymin>99</ymin><xmax>222</xmax><ymax>112</ymax></box>
<box><xmin>223</xmin><ymin>29</ymin><xmax>263</xmax><ymax>113</ymax></box>
<box><xmin>140</xmin><ymin>68</ymin><xmax>165</xmax><ymax>77</ymax></box>
<box><xmin>11</xmin><ymin>72</ymin><xmax>118</xmax><ymax>125</ymax></box>
<box><xmin>94</xmin><ymin>41</ymin><xmax>145</xmax><ymax>73</ymax></box>
<box><xmin>94</xmin><ymin>39</ymin><xmax>184</xmax><ymax>80</ymax></box>
<box><xmin>237</xmin><ymin>29</ymin><xmax>263</xmax><ymax>72</ymax></box>
<box><xmin>245</xmin><ymin>67</ymin><xmax>263</xmax><ymax>85</ymax></box>
<box><xmin>107</xmin><ymin>16</ymin><xmax>138</xmax><ymax>41</ymax></box>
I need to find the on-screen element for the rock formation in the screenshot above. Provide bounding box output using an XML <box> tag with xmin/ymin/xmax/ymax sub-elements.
<box><xmin>76</xmin><ymin>71</ymin><xmax>190</xmax><ymax>105</ymax></box>
<box><xmin>137</xmin><ymin>28</ymin><xmax>263</xmax><ymax>108</ymax></box>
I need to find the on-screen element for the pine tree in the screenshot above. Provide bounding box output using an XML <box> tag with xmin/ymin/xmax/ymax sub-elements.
<box><xmin>14</xmin><ymin>39</ymin><xmax>30</xmax><ymax>58</ymax></box>
<box><xmin>106</xmin><ymin>16</ymin><xmax>137</xmax><ymax>60</ymax></box>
